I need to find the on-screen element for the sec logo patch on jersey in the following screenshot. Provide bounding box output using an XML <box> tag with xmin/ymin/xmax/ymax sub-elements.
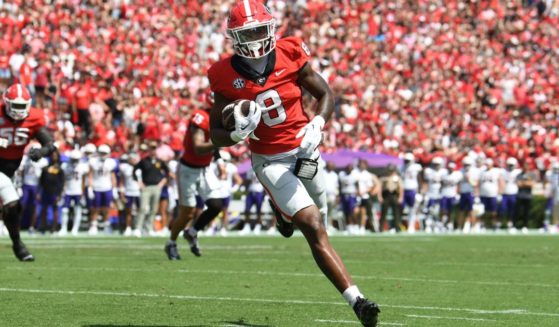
<box><xmin>233</xmin><ymin>78</ymin><xmax>245</xmax><ymax>89</ymax></box>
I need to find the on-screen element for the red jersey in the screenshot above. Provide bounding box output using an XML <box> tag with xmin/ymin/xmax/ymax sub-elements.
<box><xmin>208</xmin><ymin>37</ymin><xmax>311</xmax><ymax>155</ymax></box>
<box><xmin>0</xmin><ymin>107</ymin><xmax>46</xmax><ymax>160</ymax></box>
<box><xmin>181</xmin><ymin>109</ymin><xmax>213</xmax><ymax>167</ymax></box>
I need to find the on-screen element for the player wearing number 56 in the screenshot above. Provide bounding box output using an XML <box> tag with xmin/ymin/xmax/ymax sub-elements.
<box><xmin>207</xmin><ymin>1</ymin><xmax>379</xmax><ymax>326</ymax></box>
<box><xmin>0</xmin><ymin>83</ymin><xmax>56</xmax><ymax>262</ymax></box>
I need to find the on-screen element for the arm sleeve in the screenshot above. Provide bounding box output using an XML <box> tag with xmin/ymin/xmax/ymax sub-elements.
<box><xmin>34</xmin><ymin>127</ymin><xmax>56</xmax><ymax>157</ymax></box>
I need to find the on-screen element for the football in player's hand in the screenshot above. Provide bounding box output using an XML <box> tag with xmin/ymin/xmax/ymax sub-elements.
<box><xmin>222</xmin><ymin>99</ymin><xmax>253</xmax><ymax>131</ymax></box>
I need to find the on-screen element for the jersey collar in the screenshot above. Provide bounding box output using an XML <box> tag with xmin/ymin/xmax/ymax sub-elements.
<box><xmin>231</xmin><ymin>50</ymin><xmax>276</xmax><ymax>86</ymax></box>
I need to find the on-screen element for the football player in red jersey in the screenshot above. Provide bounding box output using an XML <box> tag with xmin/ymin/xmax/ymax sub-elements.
<box><xmin>208</xmin><ymin>2</ymin><xmax>380</xmax><ymax>326</ymax></box>
<box><xmin>164</xmin><ymin>94</ymin><xmax>225</xmax><ymax>260</ymax></box>
<box><xmin>0</xmin><ymin>83</ymin><xmax>56</xmax><ymax>261</ymax></box>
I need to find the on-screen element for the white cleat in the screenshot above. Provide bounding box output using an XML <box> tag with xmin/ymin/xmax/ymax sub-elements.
<box><xmin>88</xmin><ymin>226</ymin><xmax>98</xmax><ymax>236</ymax></box>
<box><xmin>220</xmin><ymin>228</ymin><xmax>229</xmax><ymax>237</ymax></box>
<box><xmin>253</xmin><ymin>224</ymin><xmax>262</xmax><ymax>235</ymax></box>
<box><xmin>239</xmin><ymin>224</ymin><xmax>251</xmax><ymax>236</ymax></box>
<box><xmin>123</xmin><ymin>227</ymin><xmax>132</xmax><ymax>237</ymax></box>
<box><xmin>521</xmin><ymin>227</ymin><xmax>529</xmax><ymax>234</ymax></box>
<box><xmin>71</xmin><ymin>229</ymin><xmax>79</xmax><ymax>236</ymax></box>
<box><xmin>133</xmin><ymin>229</ymin><xmax>142</xmax><ymax>238</ymax></box>
<box><xmin>508</xmin><ymin>228</ymin><xmax>518</xmax><ymax>235</ymax></box>
<box><xmin>58</xmin><ymin>229</ymin><xmax>68</xmax><ymax>237</ymax></box>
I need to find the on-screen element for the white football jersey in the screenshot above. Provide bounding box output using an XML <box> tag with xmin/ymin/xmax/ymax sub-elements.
<box><xmin>479</xmin><ymin>167</ymin><xmax>502</xmax><ymax>197</ymax></box>
<box><xmin>403</xmin><ymin>163</ymin><xmax>422</xmax><ymax>191</ymax></box>
<box><xmin>324</xmin><ymin>170</ymin><xmax>339</xmax><ymax>199</ymax></box>
<box><xmin>339</xmin><ymin>169</ymin><xmax>359</xmax><ymax>195</ymax></box>
<box><xmin>119</xmin><ymin>162</ymin><xmax>140</xmax><ymax>197</ymax></box>
<box><xmin>20</xmin><ymin>155</ymin><xmax>48</xmax><ymax>186</ymax></box>
<box><xmin>357</xmin><ymin>169</ymin><xmax>375</xmax><ymax>200</ymax></box>
<box><xmin>89</xmin><ymin>157</ymin><xmax>117</xmax><ymax>192</ymax></box>
<box><xmin>246</xmin><ymin>169</ymin><xmax>264</xmax><ymax>193</ymax></box>
<box><xmin>62</xmin><ymin>161</ymin><xmax>89</xmax><ymax>196</ymax></box>
<box><xmin>501</xmin><ymin>169</ymin><xmax>521</xmax><ymax>195</ymax></box>
<box><xmin>459</xmin><ymin>167</ymin><xmax>479</xmax><ymax>194</ymax></box>
<box><xmin>213</xmin><ymin>162</ymin><xmax>238</xmax><ymax>198</ymax></box>
<box><xmin>424</xmin><ymin>167</ymin><xmax>448</xmax><ymax>199</ymax></box>
<box><xmin>441</xmin><ymin>170</ymin><xmax>462</xmax><ymax>197</ymax></box>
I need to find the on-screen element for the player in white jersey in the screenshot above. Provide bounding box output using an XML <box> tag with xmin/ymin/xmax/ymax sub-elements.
<box><xmin>356</xmin><ymin>160</ymin><xmax>379</xmax><ymax>235</ymax></box>
<box><xmin>500</xmin><ymin>158</ymin><xmax>521</xmax><ymax>232</ymax></box>
<box><xmin>545</xmin><ymin>162</ymin><xmax>559</xmax><ymax>232</ymax></box>
<box><xmin>118</xmin><ymin>152</ymin><xmax>141</xmax><ymax>236</ymax></box>
<box><xmin>338</xmin><ymin>164</ymin><xmax>360</xmax><ymax>233</ymax></box>
<box><xmin>440</xmin><ymin>162</ymin><xmax>462</xmax><ymax>231</ymax></box>
<box><xmin>478</xmin><ymin>158</ymin><xmax>504</xmax><ymax>229</ymax></box>
<box><xmin>241</xmin><ymin>168</ymin><xmax>266</xmax><ymax>234</ymax></box>
<box><xmin>17</xmin><ymin>150</ymin><xmax>48</xmax><ymax>233</ymax></box>
<box><xmin>458</xmin><ymin>157</ymin><xmax>479</xmax><ymax>232</ymax></box>
<box><xmin>81</xmin><ymin>143</ymin><xmax>97</xmax><ymax>210</ymax></box>
<box><xmin>166</xmin><ymin>158</ymin><xmax>179</xmax><ymax>224</ymax></box>
<box><xmin>216</xmin><ymin>153</ymin><xmax>242</xmax><ymax>235</ymax></box>
<box><xmin>401</xmin><ymin>153</ymin><xmax>422</xmax><ymax>233</ymax></box>
<box><xmin>422</xmin><ymin>157</ymin><xmax>448</xmax><ymax>232</ymax></box>
<box><xmin>87</xmin><ymin>144</ymin><xmax>117</xmax><ymax>235</ymax></box>
<box><xmin>323</xmin><ymin>161</ymin><xmax>339</xmax><ymax>230</ymax></box>
<box><xmin>60</xmin><ymin>150</ymin><xmax>89</xmax><ymax>235</ymax></box>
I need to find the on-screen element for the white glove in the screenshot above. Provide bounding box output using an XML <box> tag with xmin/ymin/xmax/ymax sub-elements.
<box><xmin>0</xmin><ymin>137</ymin><xmax>9</xmax><ymax>149</ymax></box>
<box><xmin>230</xmin><ymin>100</ymin><xmax>261</xmax><ymax>143</ymax></box>
<box><xmin>296</xmin><ymin>116</ymin><xmax>325</xmax><ymax>157</ymax></box>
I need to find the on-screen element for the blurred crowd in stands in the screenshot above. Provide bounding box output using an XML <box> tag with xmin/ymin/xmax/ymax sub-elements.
<box><xmin>0</xmin><ymin>0</ymin><xmax>558</xmax><ymax>169</ymax></box>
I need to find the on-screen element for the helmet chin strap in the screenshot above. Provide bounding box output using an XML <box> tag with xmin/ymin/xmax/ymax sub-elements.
<box><xmin>240</xmin><ymin>54</ymin><xmax>269</xmax><ymax>74</ymax></box>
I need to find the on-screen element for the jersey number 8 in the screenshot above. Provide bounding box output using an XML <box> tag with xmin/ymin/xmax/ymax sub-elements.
<box><xmin>256</xmin><ymin>89</ymin><xmax>286</xmax><ymax>127</ymax></box>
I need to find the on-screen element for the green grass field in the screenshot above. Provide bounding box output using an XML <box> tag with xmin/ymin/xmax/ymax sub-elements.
<box><xmin>1</xmin><ymin>234</ymin><xmax>558</xmax><ymax>327</ymax></box>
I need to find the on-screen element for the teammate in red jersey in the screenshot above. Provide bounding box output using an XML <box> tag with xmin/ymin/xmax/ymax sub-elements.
<box><xmin>164</xmin><ymin>97</ymin><xmax>224</xmax><ymax>260</ymax></box>
<box><xmin>0</xmin><ymin>83</ymin><xmax>56</xmax><ymax>261</ymax></box>
<box><xmin>208</xmin><ymin>2</ymin><xmax>380</xmax><ymax>326</ymax></box>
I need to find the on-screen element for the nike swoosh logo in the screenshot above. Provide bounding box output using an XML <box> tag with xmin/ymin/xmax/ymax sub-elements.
<box><xmin>275</xmin><ymin>69</ymin><xmax>286</xmax><ymax>77</ymax></box>
<box><xmin>240</xmin><ymin>124</ymin><xmax>249</xmax><ymax>131</ymax></box>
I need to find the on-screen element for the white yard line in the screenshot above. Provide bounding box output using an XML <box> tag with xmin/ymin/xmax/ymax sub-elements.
<box><xmin>6</xmin><ymin>265</ymin><xmax>559</xmax><ymax>289</ymax></box>
<box><xmin>0</xmin><ymin>287</ymin><xmax>558</xmax><ymax>318</ymax></box>
<box><xmin>405</xmin><ymin>314</ymin><xmax>496</xmax><ymax>322</ymax></box>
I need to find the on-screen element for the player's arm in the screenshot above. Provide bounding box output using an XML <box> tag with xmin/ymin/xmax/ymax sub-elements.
<box><xmin>29</xmin><ymin>127</ymin><xmax>56</xmax><ymax>161</ymax></box>
<box><xmin>209</xmin><ymin>92</ymin><xmax>238</xmax><ymax>147</ymax></box>
<box><xmin>192</xmin><ymin>126</ymin><xmax>215</xmax><ymax>155</ymax></box>
<box><xmin>298</xmin><ymin>63</ymin><xmax>334</xmax><ymax>122</ymax></box>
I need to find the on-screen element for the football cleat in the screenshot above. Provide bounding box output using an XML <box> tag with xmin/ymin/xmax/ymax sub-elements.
<box><xmin>13</xmin><ymin>241</ymin><xmax>35</xmax><ymax>262</ymax></box>
<box><xmin>183</xmin><ymin>229</ymin><xmax>201</xmax><ymax>257</ymax></box>
<box><xmin>164</xmin><ymin>241</ymin><xmax>181</xmax><ymax>260</ymax></box>
<box><xmin>269</xmin><ymin>199</ymin><xmax>293</xmax><ymax>238</ymax></box>
<box><xmin>353</xmin><ymin>297</ymin><xmax>380</xmax><ymax>327</ymax></box>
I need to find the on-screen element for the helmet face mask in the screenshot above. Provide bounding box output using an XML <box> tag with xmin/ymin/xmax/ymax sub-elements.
<box><xmin>4</xmin><ymin>84</ymin><xmax>31</xmax><ymax>121</ymax></box>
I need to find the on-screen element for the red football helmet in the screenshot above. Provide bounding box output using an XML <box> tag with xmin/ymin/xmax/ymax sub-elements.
<box><xmin>227</xmin><ymin>0</ymin><xmax>276</xmax><ymax>58</ymax></box>
<box><xmin>3</xmin><ymin>83</ymin><xmax>31</xmax><ymax>120</ymax></box>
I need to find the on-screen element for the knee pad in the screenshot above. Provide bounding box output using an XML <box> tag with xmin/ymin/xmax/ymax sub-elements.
<box><xmin>3</xmin><ymin>201</ymin><xmax>22</xmax><ymax>223</ymax></box>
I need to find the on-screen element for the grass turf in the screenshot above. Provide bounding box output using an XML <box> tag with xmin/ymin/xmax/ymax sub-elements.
<box><xmin>1</xmin><ymin>234</ymin><xmax>558</xmax><ymax>327</ymax></box>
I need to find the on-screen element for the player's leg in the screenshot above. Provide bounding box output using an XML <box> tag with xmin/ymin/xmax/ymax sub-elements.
<box><xmin>148</xmin><ymin>186</ymin><xmax>162</xmax><ymax>234</ymax></box>
<box><xmin>71</xmin><ymin>197</ymin><xmax>83</xmax><ymax>236</ymax></box>
<box><xmin>61</xmin><ymin>195</ymin><xmax>71</xmax><ymax>234</ymax></box>
<box><xmin>242</xmin><ymin>192</ymin><xmax>254</xmax><ymax>234</ymax></box>
<box><xmin>135</xmin><ymin>188</ymin><xmax>151</xmax><ymax>235</ymax></box>
<box><xmin>391</xmin><ymin>197</ymin><xmax>402</xmax><ymax>232</ymax></box>
<box><xmin>220</xmin><ymin>196</ymin><xmax>230</xmax><ymax>235</ymax></box>
<box><xmin>159</xmin><ymin>196</ymin><xmax>169</xmax><ymax>234</ymax></box>
<box><xmin>1</xmin><ymin>172</ymin><xmax>34</xmax><ymax>261</ymax></box>
<box><xmin>253</xmin><ymin>192</ymin><xmax>265</xmax><ymax>234</ymax></box>
<box><xmin>165</xmin><ymin>165</ymin><xmax>201</xmax><ymax>260</ymax></box>
<box><xmin>184</xmin><ymin>197</ymin><xmax>224</xmax><ymax>256</ymax></box>
<box><xmin>51</xmin><ymin>200</ymin><xmax>59</xmax><ymax>233</ymax></box>
<box><xmin>254</xmin><ymin>155</ymin><xmax>379</xmax><ymax>325</ymax></box>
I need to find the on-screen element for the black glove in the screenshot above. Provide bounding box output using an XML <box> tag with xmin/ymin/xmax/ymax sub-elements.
<box><xmin>28</xmin><ymin>148</ymin><xmax>43</xmax><ymax>162</ymax></box>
